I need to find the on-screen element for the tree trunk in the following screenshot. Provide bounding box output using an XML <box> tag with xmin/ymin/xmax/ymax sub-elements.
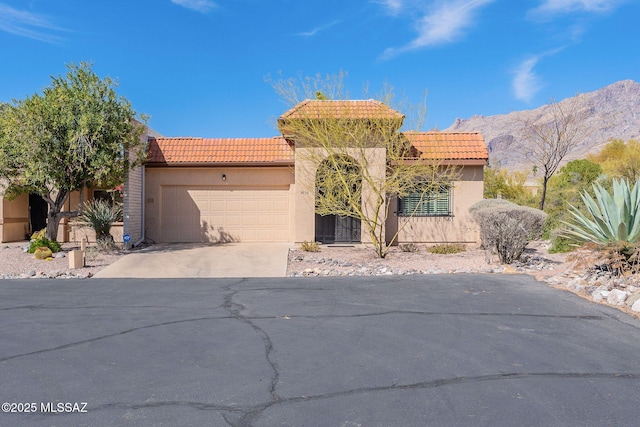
<box><xmin>46</xmin><ymin>208</ymin><xmax>62</xmax><ymax>241</ymax></box>
<box><xmin>539</xmin><ymin>176</ymin><xmax>549</xmax><ymax>211</ymax></box>
<box><xmin>44</xmin><ymin>189</ymin><xmax>73</xmax><ymax>241</ymax></box>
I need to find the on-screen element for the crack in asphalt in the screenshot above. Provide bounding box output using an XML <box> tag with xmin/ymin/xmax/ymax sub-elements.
<box><xmin>2</xmin><ymin>278</ymin><xmax>635</xmax><ymax>426</ymax></box>
<box><xmin>221</xmin><ymin>283</ymin><xmax>282</xmax><ymax>405</ymax></box>
<box><xmin>81</xmin><ymin>371</ymin><xmax>640</xmax><ymax>427</ymax></box>
<box><xmin>0</xmin><ymin>303</ymin><xmax>603</xmax><ymax>321</ymax></box>
<box><xmin>0</xmin><ymin>315</ymin><xmax>235</xmax><ymax>362</ymax></box>
<box><xmin>0</xmin><ymin>278</ymin><xmax>251</xmax><ymax>362</ymax></box>
<box><xmin>0</xmin><ymin>309</ymin><xmax>602</xmax><ymax>362</ymax></box>
<box><xmin>244</xmin><ymin>312</ymin><xmax>604</xmax><ymax>320</ymax></box>
<box><xmin>0</xmin><ymin>304</ymin><xmax>225</xmax><ymax>311</ymax></box>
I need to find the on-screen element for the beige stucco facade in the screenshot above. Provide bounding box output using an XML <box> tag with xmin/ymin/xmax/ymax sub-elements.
<box><xmin>392</xmin><ymin>165</ymin><xmax>484</xmax><ymax>244</ymax></box>
<box><xmin>293</xmin><ymin>147</ymin><xmax>387</xmax><ymax>244</ymax></box>
<box><xmin>0</xmin><ymin>193</ymin><xmax>29</xmax><ymax>242</ymax></box>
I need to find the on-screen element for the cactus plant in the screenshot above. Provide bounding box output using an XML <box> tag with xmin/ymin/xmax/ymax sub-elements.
<box><xmin>75</xmin><ymin>199</ymin><xmax>122</xmax><ymax>250</ymax></box>
<box><xmin>561</xmin><ymin>179</ymin><xmax>640</xmax><ymax>251</ymax></box>
<box><xmin>34</xmin><ymin>246</ymin><xmax>53</xmax><ymax>260</ymax></box>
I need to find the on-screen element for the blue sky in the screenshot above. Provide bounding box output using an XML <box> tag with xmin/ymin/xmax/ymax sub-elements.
<box><xmin>1</xmin><ymin>0</ymin><xmax>639</xmax><ymax>137</ymax></box>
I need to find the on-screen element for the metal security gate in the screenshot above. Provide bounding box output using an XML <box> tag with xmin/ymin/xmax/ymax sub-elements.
<box><xmin>315</xmin><ymin>214</ymin><xmax>361</xmax><ymax>244</ymax></box>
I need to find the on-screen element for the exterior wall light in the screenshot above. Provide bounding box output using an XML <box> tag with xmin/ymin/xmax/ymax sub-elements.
<box><xmin>222</xmin><ymin>174</ymin><xmax>227</xmax><ymax>181</ymax></box>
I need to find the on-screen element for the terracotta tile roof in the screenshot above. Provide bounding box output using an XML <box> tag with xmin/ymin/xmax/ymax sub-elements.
<box><xmin>146</xmin><ymin>137</ymin><xmax>294</xmax><ymax>165</ymax></box>
<box><xmin>403</xmin><ymin>132</ymin><xmax>488</xmax><ymax>163</ymax></box>
<box><xmin>146</xmin><ymin>132</ymin><xmax>487</xmax><ymax>166</ymax></box>
<box><xmin>279</xmin><ymin>100</ymin><xmax>405</xmax><ymax>120</ymax></box>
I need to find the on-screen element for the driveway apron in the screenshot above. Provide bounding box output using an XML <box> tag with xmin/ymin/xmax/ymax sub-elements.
<box><xmin>93</xmin><ymin>243</ymin><xmax>292</xmax><ymax>278</ymax></box>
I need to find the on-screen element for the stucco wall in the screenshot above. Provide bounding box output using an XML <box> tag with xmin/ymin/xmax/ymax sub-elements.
<box><xmin>394</xmin><ymin>165</ymin><xmax>484</xmax><ymax>244</ymax></box>
<box><xmin>145</xmin><ymin>166</ymin><xmax>295</xmax><ymax>243</ymax></box>
<box><xmin>0</xmin><ymin>193</ymin><xmax>29</xmax><ymax>243</ymax></box>
<box><xmin>69</xmin><ymin>222</ymin><xmax>124</xmax><ymax>243</ymax></box>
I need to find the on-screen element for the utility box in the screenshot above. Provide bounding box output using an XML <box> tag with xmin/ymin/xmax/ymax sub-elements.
<box><xmin>69</xmin><ymin>250</ymin><xmax>85</xmax><ymax>269</ymax></box>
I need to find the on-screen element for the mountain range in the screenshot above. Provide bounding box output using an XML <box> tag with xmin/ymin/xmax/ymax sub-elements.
<box><xmin>444</xmin><ymin>80</ymin><xmax>640</xmax><ymax>171</ymax></box>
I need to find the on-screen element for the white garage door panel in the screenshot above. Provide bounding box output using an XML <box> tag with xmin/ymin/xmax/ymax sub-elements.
<box><xmin>161</xmin><ymin>186</ymin><xmax>290</xmax><ymax>243</ymax></box>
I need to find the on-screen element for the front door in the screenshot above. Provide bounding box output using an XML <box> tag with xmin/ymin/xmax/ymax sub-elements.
<box><xmin>315</xmin><ymin>214</ymin><xmax>361</xmax><ymax>244</ymax></box>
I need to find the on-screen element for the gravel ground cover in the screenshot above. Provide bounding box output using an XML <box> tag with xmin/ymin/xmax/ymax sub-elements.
<box><xmin>0</xmin><ymin>242</ymin><xmax>127</xmax><ymax>279</ymax></box>
<box><xmin>286</xmin><ymin>241</ymin><xmax>569</xmax><ymax>279</ymax></box>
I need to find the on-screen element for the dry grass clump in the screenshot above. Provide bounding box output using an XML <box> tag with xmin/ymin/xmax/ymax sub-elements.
<box><xmin>427</xmin><ymin>243</ymin><xmax>466</xmax><ymax>254</ymax></box>
<box><xmin>399</xmin><ymin>243</ymin><xmax>420</xmax><ymax>253</ymax></box>
<box><xmin>300</xmin><ymin>241</ymin><xmax>321</xmax><ymax>252</ymax></box>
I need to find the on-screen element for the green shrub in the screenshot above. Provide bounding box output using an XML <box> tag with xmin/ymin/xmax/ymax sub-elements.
<box><xmin>28</xmin><ymin>229</ymin><xmax>61</xmax><ymax>254</ymax></box>
<box><xmin>427</xmin><ymin>243</ymin><xmax>466</xmax><ymax>254</ymax></box>
<box><xmin>30</xmin><ymin>229</ymin><xmax>46</xmax><ymax>241</ymax></box>
<box><xmin>300</xmin><ymin>241</ymin><xmax>320</xmax><ymax>252</ymax></box>
<box><xmin>470</xmin><ymin>201</ymin><xmax>547</xmax><ymax>264</ymax></box>
<box><xmin>548</xmin><ymin>234</ymin><xmax>575</xmax><ymax>253</ymax></box>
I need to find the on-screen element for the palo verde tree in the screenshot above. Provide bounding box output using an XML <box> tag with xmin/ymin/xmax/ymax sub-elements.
<box><xmin>273</xmin><ymin>73</ymin><xmax>459</xmax><ymax>258</ymax></box>
<box><xmin>517</xmin><ymin>96</ymin><xmax>592</xmax><ymax>210</ymax></box>
<box><xmin>0</xmin><ymin>62</ymin><xmax>147</xmax><ymax>240</ymax></box>
<box><xmin>588</xmin><ymin>139</ymin><xmax>640</xmax><ymax>182</ymax></box>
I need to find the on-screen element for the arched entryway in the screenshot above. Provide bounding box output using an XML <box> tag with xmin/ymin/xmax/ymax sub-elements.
<box><xmin>314</xmin><ymin>155</ymin><xmax>362</xmax><ymax>244</ymax></box>
<box><xmin>29</xmin><ymin>193</ymin><xmax>48</xmax><ymax>235</ymax></box>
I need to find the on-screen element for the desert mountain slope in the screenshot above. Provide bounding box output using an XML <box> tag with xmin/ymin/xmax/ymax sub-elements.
<box><xmin>444</xmin><ymin>80</ymin><xmax>640</xmax><ymax>170</ymax></box>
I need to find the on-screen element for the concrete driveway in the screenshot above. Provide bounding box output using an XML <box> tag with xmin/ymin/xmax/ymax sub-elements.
<box><xmin>93</xmin><ymin>243</ymin><xmax>293</xmax><ymax>278</ymax></box>
<box><xmin>2</xmin><ymin>275</ymin><xmax>640</xmax><ymax>426</ymax></box>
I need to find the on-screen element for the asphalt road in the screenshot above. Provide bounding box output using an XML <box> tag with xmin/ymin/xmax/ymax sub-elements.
<box><xmin>1</xmin><ymin>275</ymin><xmax>640</xmax><ymax>426</ymax></box>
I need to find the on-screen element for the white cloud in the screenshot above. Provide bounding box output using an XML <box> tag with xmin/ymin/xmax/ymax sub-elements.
<box><xmin>171</xmin><ymin>0</ymin><xmax>216</xmax><ymax>13</ymax></box>
<box><xmin>512</xmin><ymin>47</ymin><xmax>564</xmax><ymax>102</ymax></box>
<box><xmin>296</xmin><ymin>21</ymin><xmax>340</xmax><ymax>37</ymax></box>
<box><xmin>0</xmin><ymin>2</ymin><xmax>65</xmax><ymax>42</ymax></box>
<box><xmin>381</xmin><ymin>0</ymin><xmax>495</xmax><ymax>59</ymax></box>
<box><xmin>513</xmin><ymin>57</ymin><xmax>542</xmax><ymax>103</ymax></box>
<box><xmin>375</xmin><ymin>0</ymin><xmax>404</xmax><ymax>15</ymax></box>
<box><xmin>530</xmin><ymin>0</ymin><xmax>622</xmax><ymax>17</ymax></box>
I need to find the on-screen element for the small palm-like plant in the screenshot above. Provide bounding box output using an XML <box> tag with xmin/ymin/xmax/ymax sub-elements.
<box><xmin>76</xmin><ymin>199</ymin><xmax>123</xmax><ymax>249</ymax></box>
<box><xmin>561</xmin><ymin>179</ymin><xmax>640</xmax><ymax>254</ymax></box>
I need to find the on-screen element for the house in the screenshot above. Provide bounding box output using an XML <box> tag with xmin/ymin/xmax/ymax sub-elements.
<box><xmin>0</xmin><ymin>100</ymin><xmax>488</xmax><ymax>245</ymax></box>
<box><xmin>142</xmin><ymin>100</ymin><xmax>488</xmax><ymax>245</ymax></box>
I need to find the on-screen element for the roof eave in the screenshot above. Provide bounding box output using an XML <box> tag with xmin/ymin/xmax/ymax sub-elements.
<box><xmin>145</xmin><ymin>160</ymin><xmax>294</xmax><ymax>167</ymax></box>
<box><xmin>391</xmin><ymin>158</ymin><xmax>488</xmax><ymax>166</ymax></box>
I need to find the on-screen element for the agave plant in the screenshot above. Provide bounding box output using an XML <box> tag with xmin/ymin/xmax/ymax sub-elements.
<box><xmin>561</xmin><ymin>179</ymin><xmax>640</xmax><ymax>251</ymax></box>
<box><xmin>75</xmin><ymin>199</ymin><xmax>123</xmax><ymax>248</ymax></box>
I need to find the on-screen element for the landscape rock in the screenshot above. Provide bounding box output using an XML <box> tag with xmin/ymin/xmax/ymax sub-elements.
<box><xmin>626</xmin><ymin>292</ymin><xmax>640</xmax><ymax>307</ymax></box>
<box><xmin>591</xmin><ymin>290</ymin><xmax>610</xmax><ymax>302</ymax></box>
<box><xmin>607</xmin><ymin>289</ymin><xmax>629</xmax><ymax>306</ymax></box>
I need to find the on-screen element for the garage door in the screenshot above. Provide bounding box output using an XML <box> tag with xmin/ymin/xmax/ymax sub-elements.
<box><xmin>160</xmin><ymin>186</ymin><xmax>290</xmax><ymax>243</ymax></box>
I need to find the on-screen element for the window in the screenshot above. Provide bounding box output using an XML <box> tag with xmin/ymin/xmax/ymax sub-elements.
<box><xmin>398</xmin><ymin>185</ymin><xmax>452</xmax><ymax>217</ymax></box>
<box><xmin>93</xmin><ymin>189</ymin><xmax>123</xmax><ymax>205</ymax></box>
